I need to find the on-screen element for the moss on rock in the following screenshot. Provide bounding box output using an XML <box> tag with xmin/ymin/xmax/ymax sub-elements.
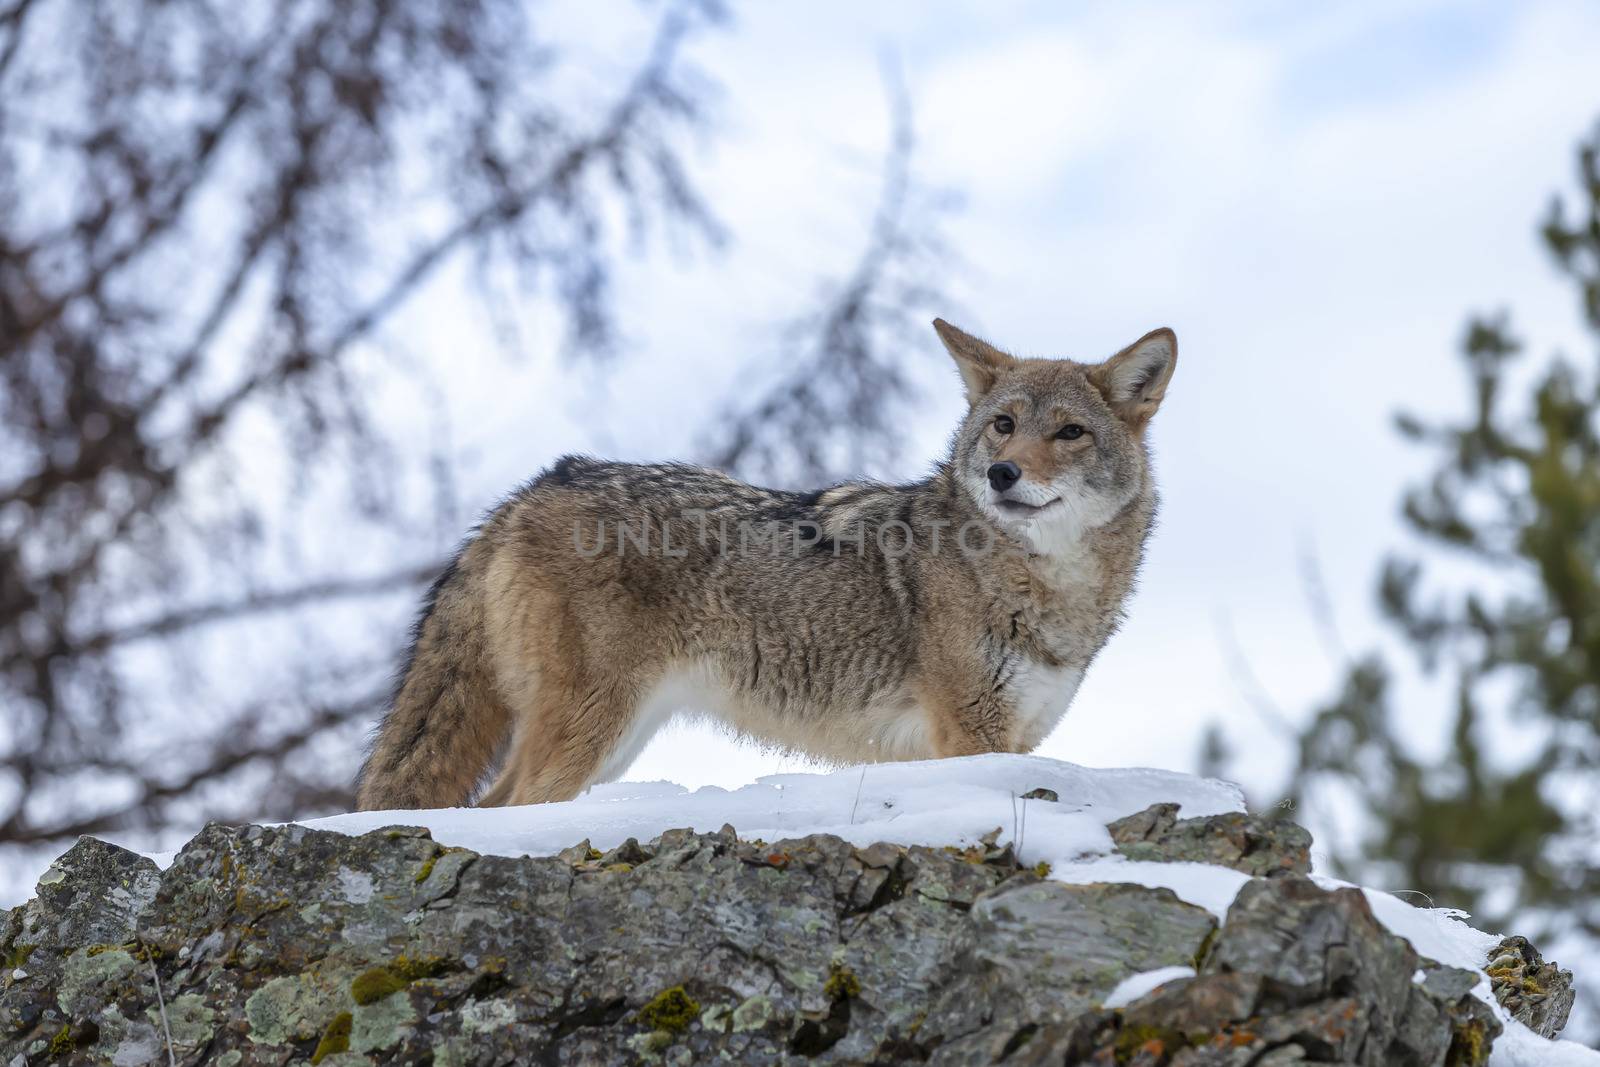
<box><xmin>1447</xmin><ymin>1018</ymin><xmax>1493</xmax><ymax>1067</ymax></box>
<box><xmin>392</xmin><ymin>954</ymin><xmax>448</xmax><ymax>981</ymax></box>
<box><xmin>310</xmin><ymin>1012</ymin><xmax>352</xmax><ymax>1064</ymax></box>
<box><xmin>48</xmin><ymin>1024</ymin><xmax>73</xmax><ymax>1056</ymax></box>
<box><xmin>637</xmin><ymin>985</ymin><xmax>700</xmax><ymax>1033</ymax></box>
<box><xmin>1113</xmin><ymin>1022</ymin><xmax>1186</xmax><ymax>1064</ymax></box>
<box><xmin>823</xmin><ymin>965</ymin><xmax>860</xmax><ymax>1002</ymax></box>
<box><xmin>350</xmin><ymin>967</ymin><xmax>408</xmax><ymax>1005</ymax></box>
<box><xmin>349</xmin><ymin>954</ymin><xmax>449</xmax><ymax>1005</ymax></box>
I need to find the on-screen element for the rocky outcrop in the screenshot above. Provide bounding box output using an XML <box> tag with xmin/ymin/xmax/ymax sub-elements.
<box><xmin>1106</xmin><ymin>803</ymin><xmax>1312</xmax><ymax>877</ymax></box>
<box><xmin>0</xmin><ymin>806</ymin><xmax>1562</xmax><ymax>1065</ymax></box>
<box><xmin>1485</xmin><ymin>935</ymin><xmax>1574</xmax><ymax>1039</ymax></box>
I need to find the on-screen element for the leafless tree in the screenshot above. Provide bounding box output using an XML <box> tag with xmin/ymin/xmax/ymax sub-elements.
<box><xmin>0</xmin><ymin>0</ymin><xmax>725</xmax><ymax>851</ymax></box>
<box><xmin>0</xmin><ymin>0</ymin><xmax>955</xmax><ymax>877</ymax></box>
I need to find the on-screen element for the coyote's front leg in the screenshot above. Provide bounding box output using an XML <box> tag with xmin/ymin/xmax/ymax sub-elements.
<box><xmin>914</xmin><ymin>662</ymin><xmax>1025</xmax><ymax>758</ymax></box>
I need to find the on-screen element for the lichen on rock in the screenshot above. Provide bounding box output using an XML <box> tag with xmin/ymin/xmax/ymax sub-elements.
<box><xmin>1485</xmin><ymin>933</ymin><xmax>1575</xmax><ymax>1039</ymax></box>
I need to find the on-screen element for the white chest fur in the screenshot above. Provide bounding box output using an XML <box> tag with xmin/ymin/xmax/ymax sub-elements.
<box><xmin>1009</xmin><ymin>661</ymin><xmax>1085</xmax><ymax>748</ymax></box>
<box><xmin>1024</xmin><ymin>533</ymin><xmax>1101</xmax><ymax>595</ymax></box>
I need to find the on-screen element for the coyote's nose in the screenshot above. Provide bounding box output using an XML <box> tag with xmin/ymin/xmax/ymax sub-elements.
<box><xmin>987</xmin><ymin>461</ymin><xmax>1021</xmax><ymax>492</ymax></box>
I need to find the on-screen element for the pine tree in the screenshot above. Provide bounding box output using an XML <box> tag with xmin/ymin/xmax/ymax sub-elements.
<box><xmin>1224</xmin><ymin>124</ymin><xmax>1600</xmax><ymax>1032</ymax></box>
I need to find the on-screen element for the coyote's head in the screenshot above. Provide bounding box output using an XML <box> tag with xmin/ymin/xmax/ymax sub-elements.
<box><xmin>934</xmin><ymin>318</ymin><xmax>1177</xmax><ymax>553</ymax></box>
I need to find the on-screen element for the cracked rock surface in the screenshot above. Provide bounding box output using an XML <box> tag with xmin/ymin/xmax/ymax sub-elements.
<box><xmin>0</xmin><ymin>809</ymin><xmax>1560</xmax><ymax>1065</ymax></box>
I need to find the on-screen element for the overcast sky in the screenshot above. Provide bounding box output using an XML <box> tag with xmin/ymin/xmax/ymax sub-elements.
<box><xmin>379</xmin><ymin>0</ymin><xmax>1600</xmax><ymax>804</ymax></box>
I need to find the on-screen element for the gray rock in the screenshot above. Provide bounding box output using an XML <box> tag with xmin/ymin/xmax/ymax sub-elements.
<box><xmin>1194</xmin><ymin>875</ymin><xmax>1502</xmax><ymax>1066</ymax></box>
<box><xmin>1485</xmin><ymin>934</ymin><xmax>1575</xmax><ymax>1039</ymax></box>
<box><xmin>919</xmin><ymin>880</ymin><xmax>1216</xmax><ymax>1060</ymax></box>
<box><xmin>0</xmin><ymin>813</ymin><xmax>1561</xmax><ymax>1065</ymax></box>
<box><xmin>1108</xmin><ymin>802</ymin><xmax>1313</xmax><ymax>876</ymax></box>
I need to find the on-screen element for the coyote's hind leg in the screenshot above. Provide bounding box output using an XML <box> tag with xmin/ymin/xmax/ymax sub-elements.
<box><xmin>483</xmin><ymin>673</ymin><xmax>640</xmax><ymax>806</ymax></box>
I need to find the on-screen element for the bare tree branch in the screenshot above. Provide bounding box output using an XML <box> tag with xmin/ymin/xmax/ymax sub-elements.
<box><xmin>64</xmin><ymin>563</ymin><xmax>442</xmax><ymax>656</ymax></box>
<box><xmin>0</xmin><ymin>0</ymin><xmax>723</xmax><ymax>858</ymax></box>
<box><xmin>701</xmin><ymin>60</ymin><xmax>958</xmax><ymax>486</ymax></box>
<box><xmin>0</xmin><ymin>693</ymin><xmax>381</xmax><ymax>845</ymax></box>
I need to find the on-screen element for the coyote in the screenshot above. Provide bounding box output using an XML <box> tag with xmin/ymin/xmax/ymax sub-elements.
<box><xmin>356</xmin><ymin>319</ymin><xmax>1177</xmax><ymax>810</ymax></box>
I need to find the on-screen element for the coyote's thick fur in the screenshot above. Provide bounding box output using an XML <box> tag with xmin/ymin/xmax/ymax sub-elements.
<box><xmin>356</xmin><ymin>319</ymin><xmax>1177</xmax><ymax>810</ymax></box>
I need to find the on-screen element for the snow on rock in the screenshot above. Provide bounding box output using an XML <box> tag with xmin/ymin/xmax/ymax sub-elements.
<box><xmin>1101</xmin><ymin>965</ymin><xmax>1197</xmax><ymax>1009</ymax></box>
<box><xmin>1494</xmin><ymin>1030</ymin><xmax>1600</xmax><ymax>1067</ymax></box>
<box><xmin>282</xmin><ymin>753</ymin><xmax>1245</xmax><ymax>871</ymax></box>
<box><xmin>1049</xmin><ymin>858</ymin><xmax>1251</xmax><ymax>920</ymax></box>
<box><xmin>256</xmin><ymin>753</ymin><xmax>1592</xmax><ymax>1064</ymax></box>
<box><xmin>1314</xmin><ymin>873</ymin><xmax>1594</xmax><ymax>1064</ymax></box>
<box><xmin>6</xmin><ymin>755</ymin><xmax>1587</xmax><ymax>1062</ymax></box>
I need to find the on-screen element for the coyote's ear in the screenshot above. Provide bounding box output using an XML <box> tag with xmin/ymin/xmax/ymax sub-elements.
<box><xmin>1090</xmin><ymin>328</ymin><xmax>1177</xmax><ymax>428</ymax></box>
<box><xmin>933</xmin><ymin>318</ymin><xmax>1017</xmax><ymax>406</ymax></box>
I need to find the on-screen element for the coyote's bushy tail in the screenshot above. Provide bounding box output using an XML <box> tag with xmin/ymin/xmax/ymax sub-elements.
<box><xmin>355</xmin><ymin>548</ymin><xmax>511</xmax><ymax>810</ymax></box>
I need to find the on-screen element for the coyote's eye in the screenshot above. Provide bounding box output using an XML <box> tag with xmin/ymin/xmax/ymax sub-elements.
<box><xmin>1056</xmin><ymin>424</ymin><xmax>1086</xmax><ymax>441</ymax></box>
<box><xmin>993</xmin><ymin>415</ymin><xmax>1014</xmax><ymax>435</ymax></box>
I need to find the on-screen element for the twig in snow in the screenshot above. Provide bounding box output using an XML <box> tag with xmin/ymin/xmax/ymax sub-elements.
<box><xmin>1387</xmin><ymin>888</ymin><xmax>1438</xmax><ymax>909</ymax></box>
<box><xmin>1019</xmin><ymin>797</ymin><xmax>1029</xmax><ymax>860</ymax></box>
<box><xmin>849</xmin><ymin>765</ymin><xmax>868</xmax><ymax>824</ymax></box>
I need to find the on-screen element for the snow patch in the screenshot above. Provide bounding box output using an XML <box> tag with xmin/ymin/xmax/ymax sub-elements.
<box><xmin>1492</xmin><ymin>1028</ymin><xmax>1600</xmax><ymax>1067</ymax></box>
<box><xmin>1102</xmin><ymin>965</ymin><xmax>1197</xmax><ymax>1009</ymax></box>
<box><xmin>283</xmin><ymin>754</ymin><xmax>1245</xmax><ymax>870</ymax></box>
<box><xmin>1051</xmin><ymin>858</ymin><xmax>1250</xmax><ymax>921</ymax></box>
